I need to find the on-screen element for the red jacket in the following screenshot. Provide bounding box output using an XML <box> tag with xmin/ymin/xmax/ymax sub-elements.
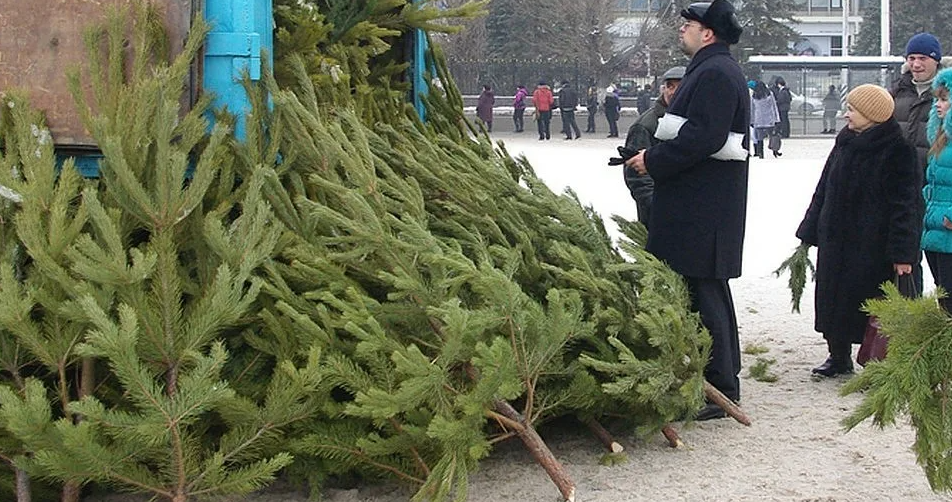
<box><xmin>532</xmin><ymin>85</ymin><xmax>554</xmax><ymax>112</ymax></box>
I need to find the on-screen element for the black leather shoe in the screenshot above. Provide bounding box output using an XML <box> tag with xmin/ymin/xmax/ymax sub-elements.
<box><xmin>695</xmin><ymin>403</ymin><xmax>728</xmax><ymax>421</ymax></box>
<box><xmin>811</xmin><ymin>356</ymin><xmax>854</xmax><ymax>377</ymax></box>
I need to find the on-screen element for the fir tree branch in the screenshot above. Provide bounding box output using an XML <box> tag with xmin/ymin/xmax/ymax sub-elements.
<box><xmin>306</xmin><ymin>443</ymin><xmax>425</xmax><ymax>485</ymax></box>
<box><xmin>485</xmin><ymin>410</ymin><xmax>525</xmax><ymax>433</ymax></box>
<box><xmin>389</xmin><ymin>418</ymin><xmax>431</xmax><ymax>478</ymax></box>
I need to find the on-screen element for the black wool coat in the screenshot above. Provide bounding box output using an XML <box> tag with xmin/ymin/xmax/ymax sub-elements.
<box><xmin>796</xmin><ymin>118</ymin><xmax>923</xmax><ymax>343</ymax></box>
<box><xmin>644</xmin><ymin>43</ymin><xmax>750</xmax><ymax>279</ymax></box>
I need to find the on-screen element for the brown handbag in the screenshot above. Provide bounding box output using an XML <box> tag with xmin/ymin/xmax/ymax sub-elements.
<box><xmin>856</xmin><ymin>273</ymin><xmax>918</xmax><ymax>367</ymax></box>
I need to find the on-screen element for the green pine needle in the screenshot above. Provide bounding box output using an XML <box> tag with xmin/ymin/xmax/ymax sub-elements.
<box><xmin>773</xmin><ymin>242</ymin><xmax>816</xmax><ymax>313</ymax></box>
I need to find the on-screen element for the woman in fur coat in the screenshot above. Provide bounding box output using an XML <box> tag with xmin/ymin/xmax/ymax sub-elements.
<box><xmin>796</xmin><ymin>84</ymin><xmax>923</xmax><ymax>377</ymax></box>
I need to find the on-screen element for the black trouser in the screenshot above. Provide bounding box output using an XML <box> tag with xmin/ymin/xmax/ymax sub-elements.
<box><xmin>686</xmin><ymin>277</ymin><xmax>741</xmax><ymax>402</ymax></box>
<box><xmin>586</xmin><ymin>108</ymin><xmax>596</xmax><ymax>132</ymax></box>
<box><xmin>513</xmin><ymin>108</ymin><xmax>525</xmax><ymax>132</ymax></box>
<box><xmin>537</xmin><ymin>111</ymin><xmax>552</xmax><ymax>139</ymax></box>
<box><xmin>606</xmin><ymin>116</ymin><xmax>618</xmax><ymax>137</ymax></box>
<box><xmin>778</xmin><ymin>110</ymin><xmax>790</xmax><ymax>138</ymax></box>
<box><xmin>926</xmin><ymin>251</ymin><xmax>952</xmax><ymax>312</ymax></box>
<box><xmin>634</xmin><ymin>197</ymin><xmax>651</xmax><ymax>231</ymax></box>
<box><xmin>561</xmin><ymin>110</ymin><xmax>580</xmax><ymax>138</ymax></box>
<box><xmin>753</xmin><ymin>141</ymin><xmax>764</xmax><ymax>158</ymax></box>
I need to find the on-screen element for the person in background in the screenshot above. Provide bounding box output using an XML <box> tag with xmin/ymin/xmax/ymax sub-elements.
<box><xmin>750</xmin><ymin>80</ymin><xmax>780</xmax><ymax>158</ymax></box>
<box><xmin>795</xmin><ymin>84</ymin><xmax>922</xmax><ymax>378</ymax></box>
<box><xmin>513</xmin><ymin>84</ymin><xmax>528</xmax><ymax>133</ymax></box>
<box><xmin>621</xmin><ymin>65</ymin><xmax>685</xmax><ymax>229</ymax></box>
<box><xmin>637</xmin><ymin>83</ymin><xmax>653</xmax><ymax>115</ymax></box>
<box><xmin>532</xmin><ymin>80</ymin><xmax>555</xmax><ymax>141</ymax></box>
<box><xmin>821</xmin><ymin>84</ymin><xmax>840</xmax><ymax>134</ymax></box>
<box><xmin>890</xmin><ymin>32</ymin><xmax>946</xmax><ymax>292</ymax></box>
<box><xmin>475</xmin><ymin>84</ymin><xmax>494</xmax><ymax>132</ymax></box>
<box><xmin>558</xmin><ymin>79</ymin><xmax>581</xmax><ymax>140</ymax></box>
<box><xmin>585</xmin><ymin>83</ymin><xmax>599</xmax><ymax>133</ymax></box>
<box><xmin>892</xmin><ymin>33</ymin><xmax>947</xmax><ymax>172</ymax></box>
<box><xmin>771</xmin><ymin>77</ymin><xmax>792</xmax><ymax>138</ymax></box>
<box><xmin>604</xmin><ymin>85</ymin><xmax>620</xmax><ymax>138</ymax></box>
<box><xmin>626</xmin><ymin>0</ymin><xmax>748</xmax><ymax>420</ymax></box>
<box><xmin>920</xmin><ymin>68</ymin><xmax>952</xmax><ymax>312</ymax></box>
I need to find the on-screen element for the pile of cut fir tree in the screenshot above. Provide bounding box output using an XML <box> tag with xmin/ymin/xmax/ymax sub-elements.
<box><xmin>0</xmin><ymin>2</ymin><xmax>714</xmax><ymax>502</ymax></box>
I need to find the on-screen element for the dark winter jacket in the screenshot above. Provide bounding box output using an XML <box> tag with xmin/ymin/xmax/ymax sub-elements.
<box><xmin>476</xmin><ymin>90</ymin><xmax>495</xmax><ymax>123</ymax></box>
<box><xmin>772</xmin><ymin>85</ymin><xmax>792</xmax><ymax>112</ymax></box>
<box><xmin>603</xmin><ymin>93</ymin><xmax>620</xmax><ymax>120</ymax></box>
<box><xmin>644</xmin><ymin>43</ymin><xmax>750</xmax><ymax>279</ymax></box>
<box><xmin>796</xmin><ymin>118</ymin><xmax>922</xmax><ymax>344</ymax></box>
<box><xmin>822</xmin><ymin>89</ymin><xmax>840</xmax><ymax>113</ymax></box>
<box><xmin>636</xmin><ymin>89</ymin><xmax>652</xmax><ymax>114</ymax></box>
<box><xmin>889</xmin><ymin>59</ymin><xmax>951</xmax><ymax>174</ymax></box>
<box><xmin>586</xmin><ymin>88</ymin><xmax>599</xmax><ymax>112</ymax></box>
<box><xmin>623</xmin><ymin>95</ymin><xmax>667</xmax><ymax>204</ymax></box>
<box><xmin>558</xmin><ymin>86</ymin><xmax>579</xmax><ymax>111</ymax></box>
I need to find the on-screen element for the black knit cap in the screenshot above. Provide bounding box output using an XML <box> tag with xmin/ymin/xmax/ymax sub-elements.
<box><xmin>681</xmin><ymin>0</ymin><xmax>743</xmax><ymax>45</ymax></box>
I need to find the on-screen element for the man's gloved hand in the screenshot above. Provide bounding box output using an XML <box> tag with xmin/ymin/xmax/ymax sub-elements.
<box><xmin>608</xmin><ymin>145</ymin><xmax>638</xmax><ymax>166</ymax></box>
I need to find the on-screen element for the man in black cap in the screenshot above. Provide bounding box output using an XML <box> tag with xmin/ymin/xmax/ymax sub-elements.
<box><xmin>619</xmin><ymin>66</ymin><xmax>685</xmax><ymax>229</ymax></box>
<box><xmin>626</xmin><ymin>0</ymin><xmax>749</xmax><ymax>420</ymax></box>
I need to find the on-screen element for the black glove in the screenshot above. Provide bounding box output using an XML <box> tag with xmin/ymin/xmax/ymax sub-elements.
<box><xmin>608</xmin><ymin>145</ymin><xmax>638</xmax><ymax>166</ymax></box>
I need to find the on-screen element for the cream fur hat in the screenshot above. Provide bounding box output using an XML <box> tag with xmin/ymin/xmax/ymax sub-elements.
<box><xmin>846</xmin><ymin>84</ymin><xmax>895</xmax><ymax>123</ymax></box>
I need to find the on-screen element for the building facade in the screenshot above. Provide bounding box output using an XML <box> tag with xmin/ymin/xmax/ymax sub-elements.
<box><xmin>610</xmin><ymin>0</ymin><xmax>873</xmax><ymax>58</ymax></box>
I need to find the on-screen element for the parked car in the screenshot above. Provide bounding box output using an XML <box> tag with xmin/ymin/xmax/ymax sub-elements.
<box><xmin>790</xmin><ymin>91</ymin><xmax>823</xmax><ymax>115</ymax></box>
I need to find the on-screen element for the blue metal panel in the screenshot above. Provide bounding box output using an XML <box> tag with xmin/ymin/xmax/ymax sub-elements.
<box><xmin>412</xmin><ymin>28</ymin><xmax>428</xmax><ymax>122</ymax></box>
<box><xmin>204</xmin><ymin>0</ymin><xmax>274</xmax><ymax>141</ymax></box>
<box><xmin>410</xmin><ymin>0</ymin><xmax>429</xmax><ymax>121</ymax></box>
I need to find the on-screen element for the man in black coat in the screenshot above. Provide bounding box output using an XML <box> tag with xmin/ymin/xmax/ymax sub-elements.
<box><xmin>626</xmin><ymin>0</ymin><xmax>748</xmax><ymax>421</ymax></box>
<box><xmin>557</xmin><ymin>80</ymin><xmax>581</xmax><ymax>140</ymax></box>
<box><xmin>771</xmin><ymin>77</ymin><xmax>792</xmax><ymax>138</ymax></box>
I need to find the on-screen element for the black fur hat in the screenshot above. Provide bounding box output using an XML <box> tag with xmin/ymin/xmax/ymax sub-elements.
<box><xmin>680</xmin><ymin>0</ymin><xmax>743</xmax><ymax>45</ymax></box>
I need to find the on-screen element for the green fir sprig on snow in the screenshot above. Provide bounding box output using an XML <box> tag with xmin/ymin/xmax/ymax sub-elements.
<box><xmin>773</xmin><ymin>242</ymin><xmax>815</xmax><ymax>313</ymax></box>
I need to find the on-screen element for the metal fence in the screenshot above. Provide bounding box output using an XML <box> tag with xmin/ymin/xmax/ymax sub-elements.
<box><xmin>446</xmin><ymin>58</ymin><xmax>599</xmax><ymax>95</ymax></box>
<box><xmin>750</xmin><ymin>56</ymin><xmax>905</xmax><ymax>136</ymax></box>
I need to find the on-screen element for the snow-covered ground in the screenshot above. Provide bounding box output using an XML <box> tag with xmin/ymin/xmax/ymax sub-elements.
<box><xmin>308</xmin><ymin>134</ymin><xmax>952</xmax><ymax>502</ymax></box>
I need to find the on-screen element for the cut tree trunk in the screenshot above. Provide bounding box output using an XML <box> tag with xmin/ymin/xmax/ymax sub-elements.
<box><xmin>584</xmin><ymin>418</ymin><xmax>623</xmax><ymax>453</ymax></box>
<box><xmin>495</xmin><ymin>401</ymin><xmax>576</xmax><ymax>502</ymax></box>
<box><xmin>61</xmin><ymin>482</ymin><xmax>80</xmax><ymax>502</ymax></box>
<box><xmin>661</xmin><ymin>425</ymin><xmax>683</xmax><ymax>448</ymax></box>
<box><xmin>463</xmin><ymin>363</ymin><xmax>576</xmax><ymax>502</ymax></box>
<box><xmin>16</xmin><ymin>467</ymin><xmax>30</xmax><ymax>502</ymax></box>
<box><xmin>704</xmin><ymin>381</ymin><xmax>751</xmax><ymax>426</ymax></box>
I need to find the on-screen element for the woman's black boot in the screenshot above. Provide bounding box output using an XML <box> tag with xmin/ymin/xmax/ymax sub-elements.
<box><xmin>812</xmin><ymin>356</ymin><xmax>854</xmax><ymax>377</ymax></box>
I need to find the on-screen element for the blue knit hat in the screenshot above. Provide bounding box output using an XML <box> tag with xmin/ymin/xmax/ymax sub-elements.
<box><xmin>905</xmin><ymin>33</ymin><xmax>942</xmax><ymax>62</ymax></box>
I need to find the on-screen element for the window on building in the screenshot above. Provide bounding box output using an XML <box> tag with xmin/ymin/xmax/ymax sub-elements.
<box><xmin>831</xmin><ymin>36</ymin><xmax>843</xmax><ymax>57</ymax></box>
<box><xmin>792</xmin><ymin>0</ymin><xmax>808</xmax><ymax>9</ymax></box>
<box><xmin>810</xmin><ymin>0</ymin><xmax>829</xmax><ymax>10</ymax></box>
